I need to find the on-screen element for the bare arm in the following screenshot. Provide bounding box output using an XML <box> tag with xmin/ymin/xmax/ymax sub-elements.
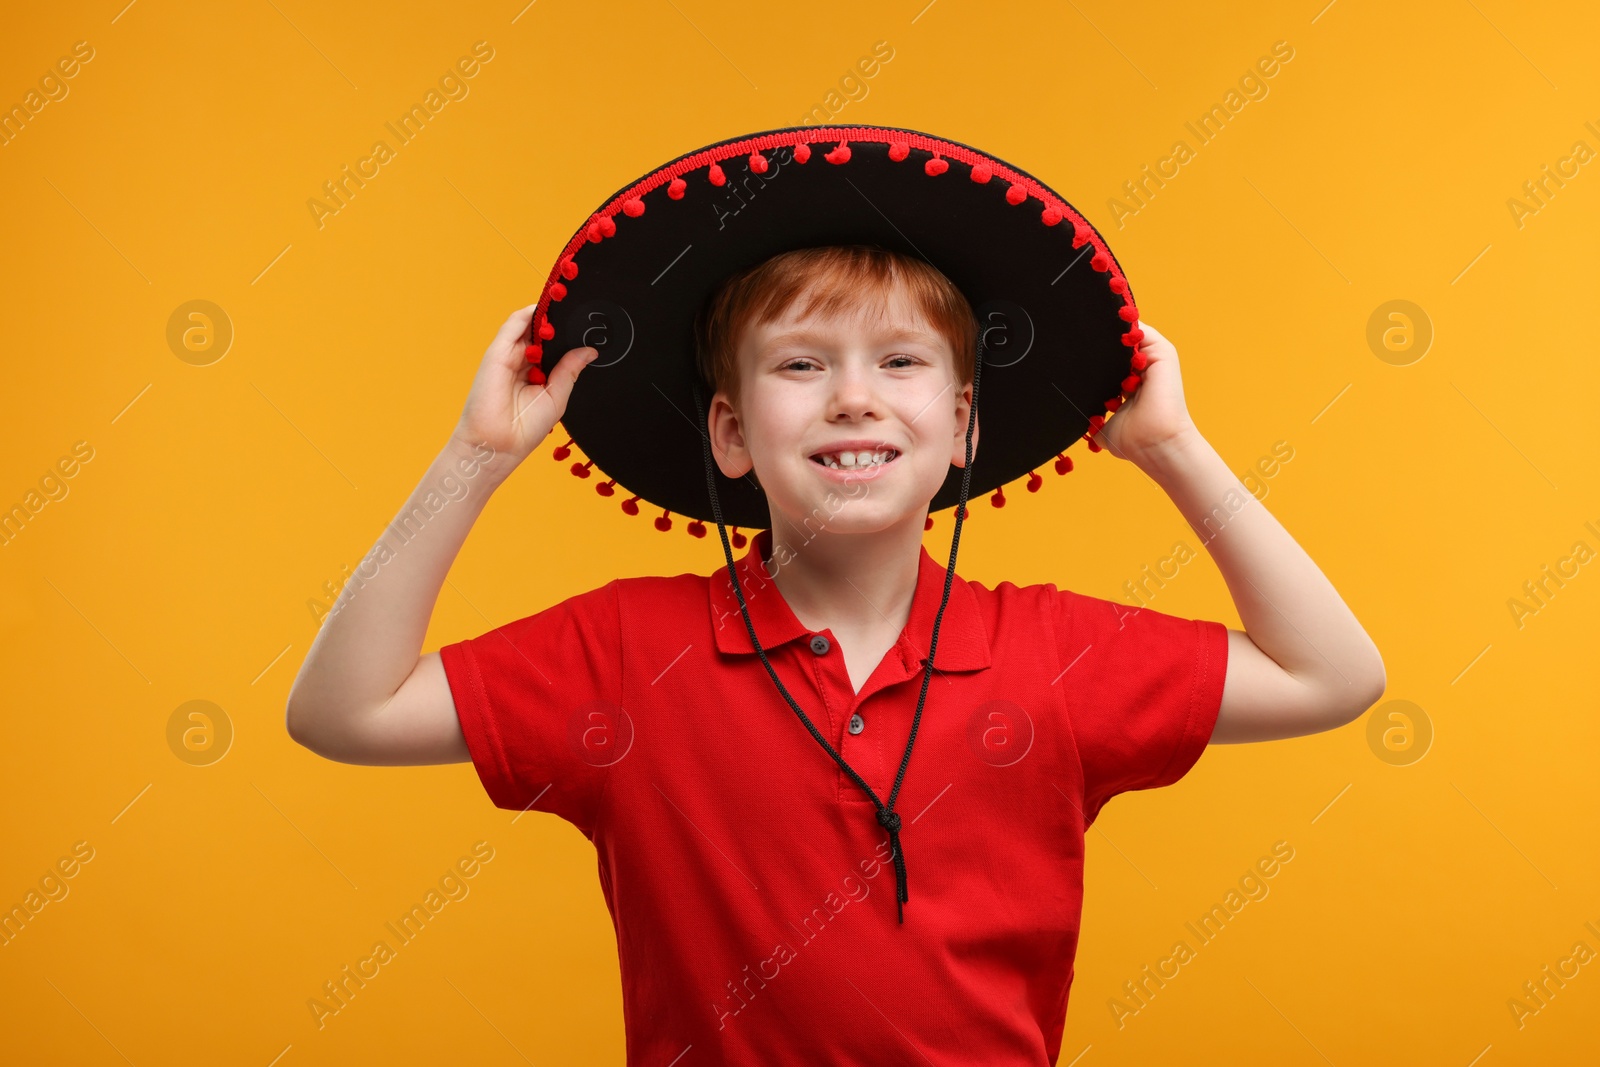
<box><xmin>285</xmin><ymin>305</ymin><xmax>597</xmax><ymax>765</ymax></box>
<box><xmin>1091</xmin><ymin>322</ymin><xmax>1386</xmax><ymax>744</ymax></box>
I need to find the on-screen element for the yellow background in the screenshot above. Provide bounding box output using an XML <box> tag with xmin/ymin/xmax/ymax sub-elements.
<box><xmin>3</xmin><ymin>0</ymin><xmax>1598</xmax><ymax>1063</ymax></box>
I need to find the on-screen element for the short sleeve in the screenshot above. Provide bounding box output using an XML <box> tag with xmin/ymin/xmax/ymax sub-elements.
<box><xmin>1055</xmin><ymin>590</ymin><xmax>1229</xmax><ymax>827</ymax></box>
<box><xmin>438</xmin><ymin>579</ymin><xmax>623</xmax><ymax>839</ymax></box>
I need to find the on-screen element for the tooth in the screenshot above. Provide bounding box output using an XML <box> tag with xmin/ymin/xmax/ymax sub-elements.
<box><xmin>839</xmin><ymin>451</ymin><xmax>857</xmax><ymax>467</ymax></box>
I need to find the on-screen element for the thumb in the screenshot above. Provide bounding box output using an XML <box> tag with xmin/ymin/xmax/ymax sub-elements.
<box><xmin>537</xmin><ymin>346</ymin><xmax>599</xmax><ymax>408</ymax></box>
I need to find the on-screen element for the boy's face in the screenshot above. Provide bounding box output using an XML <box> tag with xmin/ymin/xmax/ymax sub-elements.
<box><xmin>707</xmin><ymin>284</ymin><xmax>977</xmax><ymax>539</ymax></box>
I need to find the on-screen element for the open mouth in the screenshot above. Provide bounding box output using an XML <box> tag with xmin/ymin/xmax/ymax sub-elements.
<box><xmin>809</xmin><ymin>448</ymin><xmax>900</xmax><ymax>471</ymax></box>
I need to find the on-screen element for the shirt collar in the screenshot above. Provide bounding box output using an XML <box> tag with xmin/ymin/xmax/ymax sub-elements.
<box><xmin>707</xmin><ymin>527</ymin><xmax>991</xmax><ymax>672</ymax></box>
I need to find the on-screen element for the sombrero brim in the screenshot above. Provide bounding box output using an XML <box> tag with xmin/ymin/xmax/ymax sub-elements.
<box><xmin>528</xmin><ymin>124</ymin><xmax>1145</xmax><ymax>532</ymax></box>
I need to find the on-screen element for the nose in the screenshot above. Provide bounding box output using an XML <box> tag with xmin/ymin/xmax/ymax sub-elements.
<box><xmin>826</xmin><ymin>356</ymin><xmax>881</xmax><ymax>422</ymax></box>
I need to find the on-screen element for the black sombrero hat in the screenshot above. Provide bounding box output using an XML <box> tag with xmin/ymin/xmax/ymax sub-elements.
<box><xmin>525</xmin><ymin>123</ymin><xmax>1146</xmax><ymax>541</ymax></box>
<box><xmin>521</xmin><ymin>124</ymin><xmax>1147</xmax><ymax>923</ymax></box>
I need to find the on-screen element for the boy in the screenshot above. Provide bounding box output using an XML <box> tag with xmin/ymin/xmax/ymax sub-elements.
<box><xmin>287</xmin><ymin>129</ymin><xmax>1385</xmax><ymax>1065</ymax></box>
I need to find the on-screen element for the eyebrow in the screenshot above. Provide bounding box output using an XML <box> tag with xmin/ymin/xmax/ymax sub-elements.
<box><xmin>762</xmin><ymin>326</ymin><xmax>946</xmax><ymax>352</ymax></box>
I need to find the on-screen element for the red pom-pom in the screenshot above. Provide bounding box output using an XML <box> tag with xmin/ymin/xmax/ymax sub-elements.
<box><xmin>537</xmin><ymin>320</ymin><xmax>555</xmax><ymax>341</ymax></box>
<box><xmin>526</xmin><ymin>365</ymin><xmax>545</xmax><ymax>385</ymax></box>
<box><xmin>1087</xmin><ymin>414</ymin><xmax>1106</xmax><ymax>434</ymax></box>
<box><xmin>1130</xmin><ymin>350</ymin><xmax>1149</xmax><ymax>371</ymax></box>
<box><xmin>824</xmin><ymin>143</ymin><xmax>851</xmax><ymax>164</ymax></box>
<box><xmin>1054</xmin><ymin>453</ymin><xmax>1074</xmax><ymax>475</ymax></box>
<box><xmin>559</xmin><ymin>257</ymin><xmax>578</xmax><ymax>280</ymax></box>
<box><xmin>970</xmin><ymin>163</ymin><xmax>992</xmax><ymax>183</ymax></box>
<box><xmin>1109</xmin><ymin>276</ymin><xmax>1128</xmax><ymax>294</ymax></box>
<box><xmin>621</xmin><ymin>494</ymin><xmax>641</xmax><ymax>515</ymax></box>
<box><xmin>1005</xmin><ymin>184</ymin><xmax>1027</xmax><ymax>205</ymax></box>
<box><xmin>598</xmin><ymin>215</ymin><xmax>616</xmax><ymax>237</ymax></box>
<box><xmin>524</xmin><ymin>342</ymin><xmax>542</xmax><ymax>362</ymax></box>
<box><xmin>1026</xmin><ymin>471</ymin><xmax>1043</xmax><ymax>492</ymax></box>
<box><xmin>708</xmin><ymin>163</ymin><xmax>726</xmax><ymax>186</ymax></box>
<box><xmin>622</xmin><ymin>197</ymin><xmax>645</xmax><ymax>217</ymax></box>
<box><xmin>571</xmin><ymin>461</ymin><xmax>593</xmax><ymax>479</ymax></box>
<box><xmin>668</xmin><ymin>177</ymin><xmax>686</xmax><ymax>199</ymax></box>
<box><xmin>596</xmin><ymin>479</ymin><xmax>616</xmax><ymax>497</ymax></box>
<box><xmin>924</xmin><ymin>515</ymin><xmax>934</xmax><ymax>531</ymax></box>
<box><xmin>687</xmin><ymin>519</ymin><xmax>707</xmax><ymax>538</ymax></box>
<box><xmin>655</xmin><ymin>510</ymin><xmax>672</xmax><ymax>532</ymax></box>
<box><xmin>552</xmin><ymin>438</ymin><xmax>572</xmax><ymax>461</ymax></box>
<box><xmin>732</xmin><ymin>527</ymin><xmax>747</xmax><ymax>548</ymax></box>
<box><xmin>794</xmin><ymin>143</ymin><xmax>811</xmax><ymax>163</ymax></box>
<box><xmin>1121</xmin><ymin>327</ymin><xmax>1144</xmax><ymax>346</ymax></box>
<box><xmin>1118</xmin><ymin>304</ymin><xmax>1139</xmax><ymax>322</ymax></box>
<box><xmin>1086</xmin><ymin>437</ymin><xmax>1103</xmax><ymax>453</ymax></box>
<box><xmin>1091</xmin><ymin>251</ymin><xmax>1111</xmax><ymax>272</ymax></box>
<box><xmin>549</xmin><ymin>282</ymin><xmax>567</xmax><ymax>301</ymax></box>
<box><xmin>749</xmin><ymin>151</ymin><xmax>769</xmax><ymax>174</ymax></box>
<box><xmin>1122</xmin><ymin>374</ymin><xmax>1142</xmax><ymax>393</ymax></box>
<box><xmin>990</xmin><ymin>486</ymin><xmax>1006</xmax><ymax>508</ymax></box>
<box><xmin>957</xmin><ymin>504</ymin><xmax>969</xmax><ymax>520</ymax></box>
<box><xmin>1041</xmin><ymin>206</ymin><xmax>1062</xmax><ymax>226</ymax></box>
<box><xmin>925</xmin><ymin>156</ymin><xmax>948</xmax><ymax>176</ymax></box>
<box><xmin>586</xmin><ymin>221</ymin><xmax>602</xmax><ymax>242</ymax></box>
<box><xmin>889</xmin><ymin>142</ymin><xmax>910</xmax><ymax>161</ymax></box>
<box><xmin>1104</xmin><ymin>396</ymin><xmax>1123</xmax><ymax>412</ymax></box>
<box><xmin>1071</xmin><ymin>222</ymin><xmax>1091</xmax><ymax>248</ymax></box>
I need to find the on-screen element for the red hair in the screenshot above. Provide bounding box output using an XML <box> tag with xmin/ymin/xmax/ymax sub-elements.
<box><xmin>694</xmin><ymin>245</ymin><xmax>977</xmax><ymax>405</ymax></box>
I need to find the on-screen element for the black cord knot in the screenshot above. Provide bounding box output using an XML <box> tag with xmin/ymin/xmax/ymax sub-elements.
<box><xmin>876</xmin><ymin>808</ymin><xmax>902</xmax><ymax>834</ymax></box>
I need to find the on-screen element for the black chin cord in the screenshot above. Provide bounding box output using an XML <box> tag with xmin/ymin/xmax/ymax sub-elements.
<box><xmin>691</xmin><ymin>337</ymin><xmax>984</xmax><ymax>924</ymax></box>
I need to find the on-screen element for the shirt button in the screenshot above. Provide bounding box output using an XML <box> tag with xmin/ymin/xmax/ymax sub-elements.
<box><xmin>809</xmin><ymin>634</ymin><xmax>831</xmax><ymax>655</ymax></box>
<box><xmin>848</xmin><ymin>713</ymin><xmax>865</xmax><ymax>735</ymax></box>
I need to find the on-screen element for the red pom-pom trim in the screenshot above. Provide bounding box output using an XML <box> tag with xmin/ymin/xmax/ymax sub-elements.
<box><xmin>537</xmin><ymin>320</ymin><xmax>555</xmax><ymax>341</ymax></box>
<box><xmin>1086</xmin><ymin>437</ymin><xmax>1103</xmax><ymax>453</ymax></box>
<box><xmin>524</xmin><ymin>342</ymin><xmax>542</xmax><ymax>362</ymax></box>
<box><xmin>794</xmin><ymin>143</ymin><xmax>811</xmax><ymax>163</ymax></box>
<box><xmin>924</xmin><ymin>515</ymin><xmax>934</xmax><ymax>531</ymax></box>
<box><xmin>749</xmin><ymin>151</ymin><xmax>769</xmax><ymax>174</ymax></box>
<box><xmin>668</xmin><ymin>177</ymin><xmax>687</xmax><ymax>199</ymax></box>
<box><xmin>824</xmin><ymin>143</ymin><xmax>851</xmax><ymax>164</ymax></box>
<box><xmin>990</xmin><ymin>486</ymin><xmax>1006</xmax><ymax>507</ymax></box>
<box><xmin>708</xmin><ymin>163</ymin><xmax>726</xmax><ymax>186</ymax></box>
<box><xmin>559</xmin><ymin>257</ymin><xmax>578</xmax><ymax>280</ymax></box>
<box><xmin>1118</xmin><ymin>304</ymin><xmax>1139</xmax><ymax>322</ymax></box>
<box><xmin>1005</xmin><ymin>183</ymin><xmax>1027</xmax><ymax>206</ymax></box>
<box><xmin>1122</xmin><ymin>374</ymin><xmax>1142</xmax><ymax>393</ymax></box>
<box><xmin>925</xmin><ymin>156</ymin><xmax>948</xmax><ymax>176</ymax></box>
<box><xmin>599</xmin><ymin>215</ymin><xmax>616</xmax><ymax>237</ymax></box>
<box><xmin>957</xmin><ymin>504</ymin><xmax>969</xmax><ymax>520</ymax></box>
<box><xmin>1054</xmin><ymin>452</ymin><xmax>1074</xmax><ymax>475</ymax></box>
<box><xmin>1071</xmin><ymin>222</ymin><xmax>1091</xmax><ymax>248</ymax></box>
<box><xmin>732</xmin><ymin>527</ymin><xmax>747</xmax><ymax>549</ymax></box>
<box><xmin>1041</xmin><ymin>207</ymin><xmax>1062</xmax><ymax>226</ymax></box>
<box><xmin>622</xmin><ymin>197</ymin><xmax>645</xmax><ymax>217</ymax></box>
<box><xmin>596</xmin><ymin>479</ymin><xmax>616</xmax><ymax>497</ymax></box>
<box><xmin>655</xmin><ymin>509</ymin><xmax>673</xmax><ymax>532</ymax></box>
<box><xmin>1091</xmin><ymin>251</ymin><xmax>1111</xmax><ymax>272</ymax></box>
<box><xmin>1121</xmin><ymin>327</ymin><xmax>1144</xmax><ymax>346</ymax></box>
<box><xmin>1104</xmin><ymin>396</ymin><xmax>1123</xmax><ymax>412</ymax></box>
<box><xmin>1026</xmin><ymin>471</ymin><xmax>1043</xmax><ymax>492</ymax></box>
<box><xmin>889</xmin><ymin>142</ymin><xmax>910</xmax><ymax>161</ymax></box>
<box><xmin>687</xmin><ymin>519</ymin><xmax>707</xmax><ymax>538</ymax></box>
<box><xmin>1130</xmin><ymin>350</ymin><xmax>1149</xmax><ymax>371</ymax></box>
<box><xmin>571</xmin><ymin>461</ymin><xmax>594</xmax><ymax>479</ymax></box>
<box><xmin>1109</xmin><ymin>276</ymin><xmax>1128</xmax><ymax>294</ymax></box>
<box><xmin>621</xmin><ymin>494</ymin><xmax>641</xmax><ymax>515</ymax></box>
<box><xmin>552</xmin><ymin>438</ymin><xmax>572</xmax><ymax>461</ymax></box>
<box><xmin>549</xmin><ymin>282</ymin><xmax>567</xmax><ymax>301</ymax></box>
<box><xmin>526</xmin><ymin>365</ymin><xmax>545</xmax><ymax>385</ymax></box>
<box><xmin>970</xmin><ymin>162</ymin><xmax>992</xmax><ymax>183</ymax></box>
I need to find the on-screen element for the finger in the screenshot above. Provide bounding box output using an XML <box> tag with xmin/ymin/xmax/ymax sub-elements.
<box><xmin>493</xmin><ymin>304</ymin><xmax>539</xmax><ymax>350</ymax></box>
<box><xmin>517</xmin><ymin>346</ymin><xmax>596</xmax><ymax>421</ymax></box>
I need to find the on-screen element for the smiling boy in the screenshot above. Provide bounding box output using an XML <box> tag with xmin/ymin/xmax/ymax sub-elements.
<box><xmin>286</xmin><ymin>127</ymin><xmax>1384</xmax><ymax>1065</ymax></box>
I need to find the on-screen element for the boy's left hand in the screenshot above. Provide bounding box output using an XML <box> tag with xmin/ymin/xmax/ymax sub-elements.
<box><xmin>1088</xmin><ymin>321</ymin><xmax>1199</xmax><ymax>467</ymax></box>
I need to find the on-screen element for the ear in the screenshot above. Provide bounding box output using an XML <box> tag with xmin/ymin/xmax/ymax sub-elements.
<box><xmin>708</xmin><ymin>390</ymin><xmax>754</xmax><ymax>478</ymax></box>
<box><xmin>950</xmin><ymin>380</ymin><xmax>979</xmax><ymax>468</ymax></box>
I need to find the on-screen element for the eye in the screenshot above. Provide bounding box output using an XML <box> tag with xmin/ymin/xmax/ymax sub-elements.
<box><xmin>885</xmin><ymin>354</ymin><xmax>920</xmax><ymax>368</ymax></box>
<box><xmin>778</xmin><ymin>358</ymin><xmax>819</xmax><ymax>372</ymax></box>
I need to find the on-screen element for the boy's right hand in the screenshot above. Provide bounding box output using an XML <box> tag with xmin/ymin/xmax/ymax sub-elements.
<box><xmin>450</xmin><ymin>303</ymin><xmax>598</xmax><ymax>470</ymax></box>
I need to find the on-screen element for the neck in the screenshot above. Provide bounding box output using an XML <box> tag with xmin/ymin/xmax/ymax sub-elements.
<box><xmin>763</xmin><ymin>510</ymin><xmax>927</xmax><ymax>634</ymax></box>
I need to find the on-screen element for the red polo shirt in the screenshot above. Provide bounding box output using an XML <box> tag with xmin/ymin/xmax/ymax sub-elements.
<box><xmin>440</xmin><ymin>527</ymin><xmax>1227</xmax><ymax>1065</ymax></box>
